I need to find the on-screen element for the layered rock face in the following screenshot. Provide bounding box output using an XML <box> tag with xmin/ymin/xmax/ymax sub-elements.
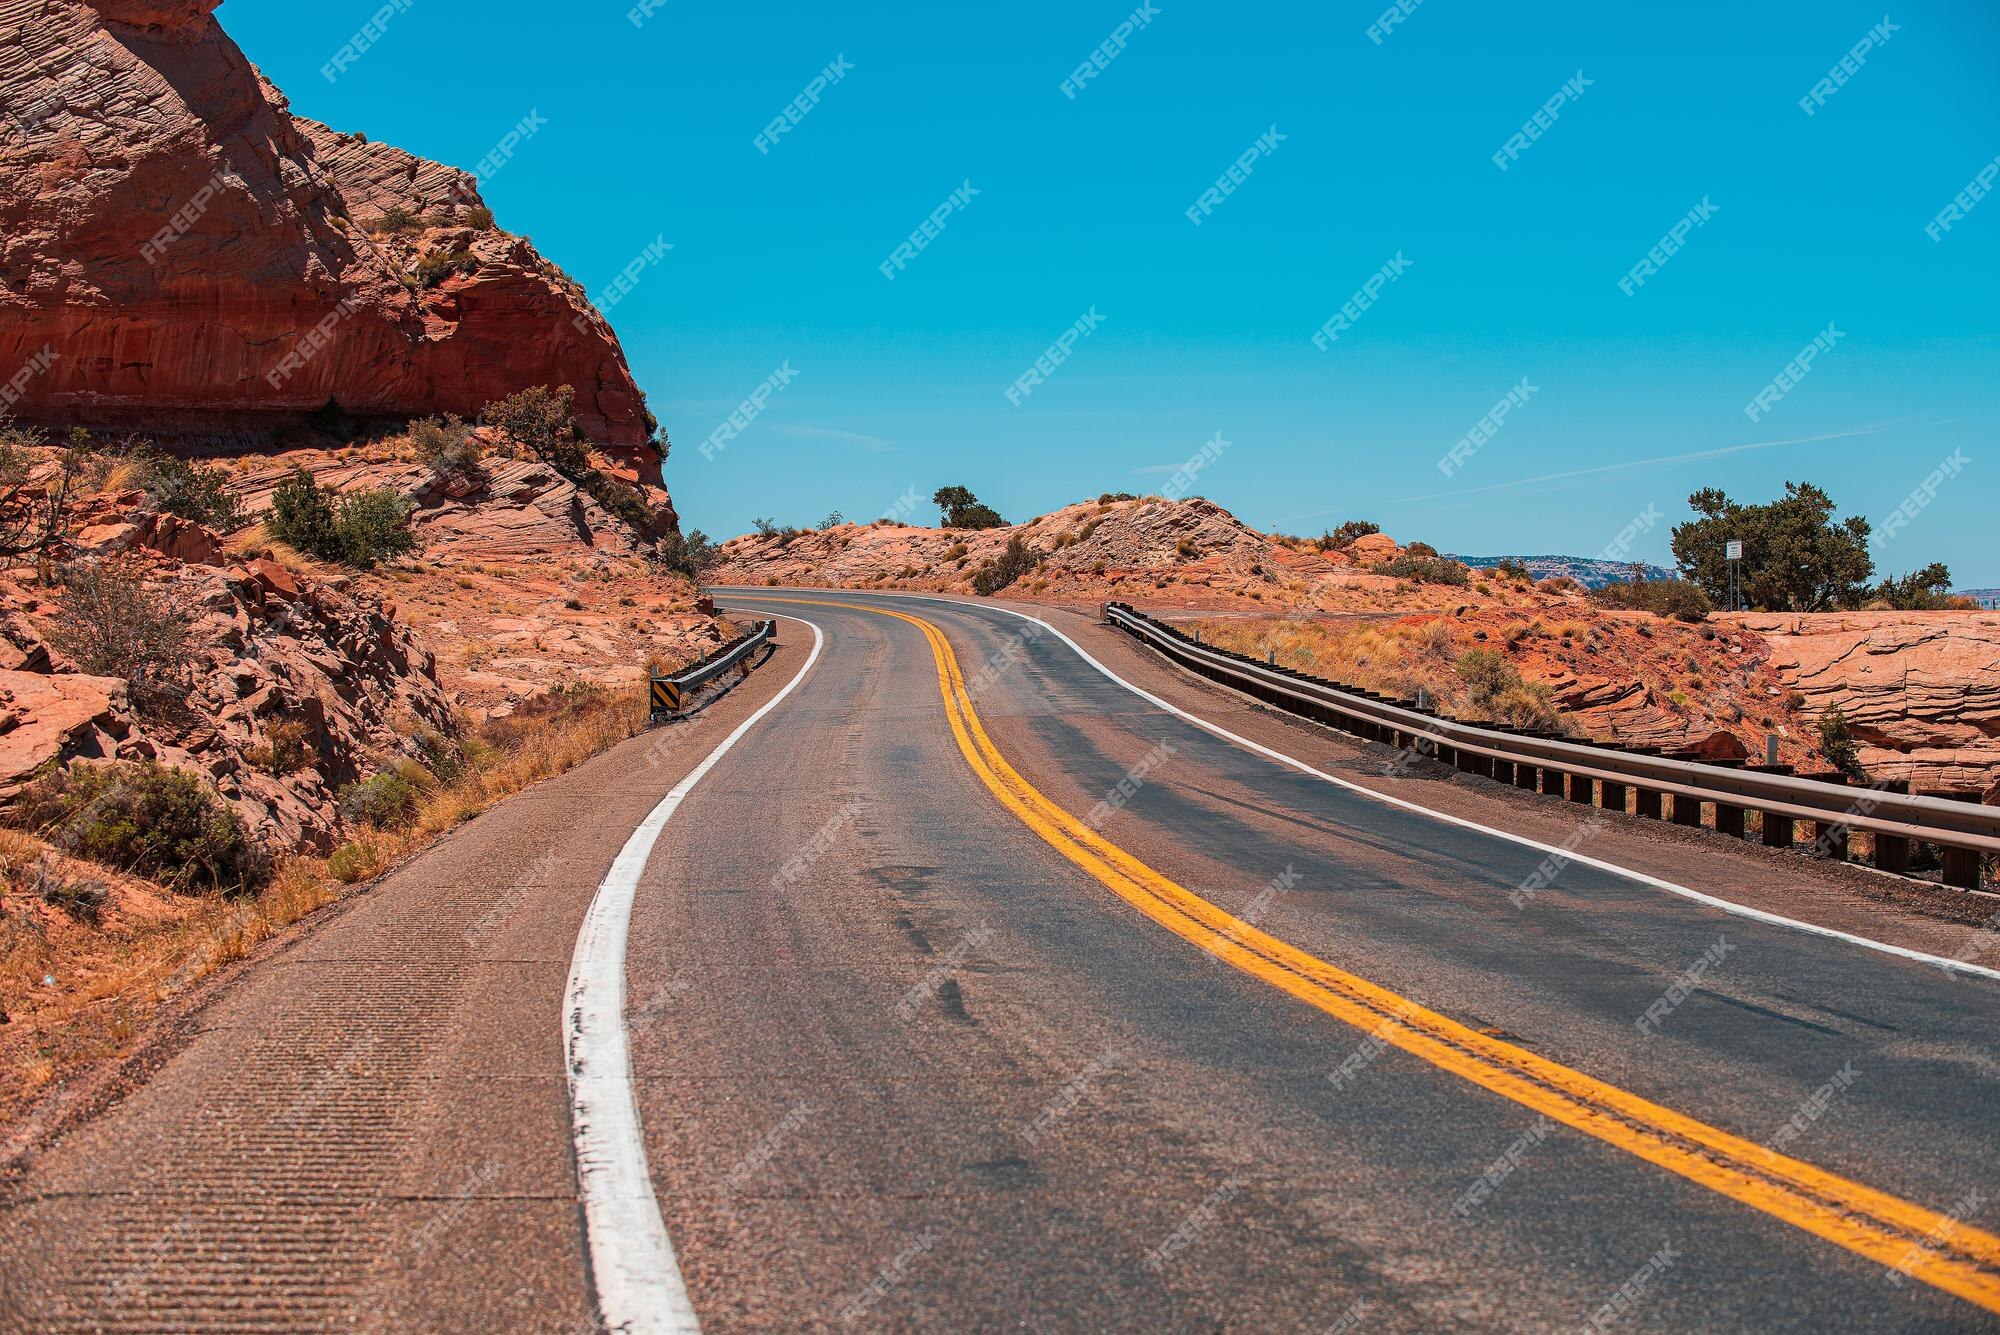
<box><xmin>0</xmin><ymin>0</ymin><xmax>655</xmax><ymax>463</ymax></box>
<box><xmin>1733</xmin><ymin>612</ymin><xmax>2000</xmax><ymax>795</ymax></box>
<box><xmin>0</xmin><ymin>495</ymin><xmax>457</xmax><ymax>854</ymax></box>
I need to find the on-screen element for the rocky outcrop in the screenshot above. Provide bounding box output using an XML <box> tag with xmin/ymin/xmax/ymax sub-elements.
<box><xmin>0</xmin><ymin>0</ymin><xmax>656</xmax><ymax>465</ymax></box>
<box><xmin>5</xmin><ymin>541</ymin><xmax>456</xmax><ymax>854</ymax></box>
<box><xmin>713</xmin><ymin>497</ymin><xmax>1595</xmax><ymax>617</ymax></box>
<box><xmin>0</xmin><ymin>670</ymin><xmax>133</xmax><ymax>792</ymax></box>
<box><xmin>1733</xmin><ymin>612</ymin><xmax>2000</xmax><ymax>794</ymax></box>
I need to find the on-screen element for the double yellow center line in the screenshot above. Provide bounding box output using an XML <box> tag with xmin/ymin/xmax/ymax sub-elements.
<box><xmin>748</xmin><ymin>595</ymin><xmax>2000</xmax><ymax>1314</ymax></box>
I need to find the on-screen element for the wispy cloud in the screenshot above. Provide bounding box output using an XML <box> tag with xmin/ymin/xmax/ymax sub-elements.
<box><xmin>774</xmin><ymin>424</ymin><xmax>895</xmax><ymax>453</ymax></box>
<box><xmin>1132</xmin><ymin>462</ymin><xmax>1185</xmax><ymax>475</ymax></box>
<box><xmin>1386</xmin><ymin>424</ymin><xmax>1902</xmax><ymax>507</ymax></box>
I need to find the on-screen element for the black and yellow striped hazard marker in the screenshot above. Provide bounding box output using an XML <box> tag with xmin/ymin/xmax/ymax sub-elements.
<box><xmin>650</xmin><ymin>676</ymin><xmax>682</xmax><ymax>715</ymax></box>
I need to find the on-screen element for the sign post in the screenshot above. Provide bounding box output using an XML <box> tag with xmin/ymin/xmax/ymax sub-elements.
<box><xmin>1724</xmin><ymin>539</ymin><xmax>1743</xmax><ymax>612</ymax></box>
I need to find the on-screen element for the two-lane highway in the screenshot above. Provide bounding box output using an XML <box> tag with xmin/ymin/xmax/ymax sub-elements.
<box><xmin>5</xmin><ymin>586</ymin><xmax>1996</xmax><ymax>1333</ymax></box>
<box><xmin>605</xmin><ymin>589</ymin><xmax>2000</xmax><ymax>1330</ymax></box>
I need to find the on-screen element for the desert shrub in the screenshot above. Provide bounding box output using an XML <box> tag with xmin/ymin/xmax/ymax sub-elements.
<box><xmin>576</xmin><ymin>469</ymin><xmax>653</xmax><ymax>533</ymax></box>
<box><xmin>127</xmin><ymin>448</ymin><xmax>245</xmax><ymax>530</ymax></box>
<box><xmin>1319</xmin><ymin>520</ymin><xmax>1379</xmax><ymax>550</ymax></box>
<box><xmin>244</xmin><ymin>719</ymin><xmax>315</xmax><ymax>776</ymax></box>
<box><xmin>1404</xmin><ymin>540</ymin><xmax>1439</xmax><ymax>558</ymax></box>
<box><xmin>1818</xmin><ymin>705</ymin><xmax>1864</xmax><ymax>777</ymax></box>
<box><xmin>268</xmin><ymin>467</ymin><xmax>416</xmax><ymax>567</ymax></box>
<box><xmin>1099</xmin><ymin>492</ymin><xmax>1138</xmax><ymax>503</ymax></box>
<box><xmin>1370</xmin><ymin>554</ymin><xmax>1470</xmax><ymax>586</ymax></box>
<box><xmin>1867</xmin><ymin>563</ymin><xmax>1960</xmax><ymax>611</ymax></box>
<box><xmin>933</xmin><ymin>486</ymin><xmax>1006</xmax><ymax>530</ymax></box>
<box><xmin>414</xmin><ymin>249</ymin><xmax>477</xmax><ymax>288</ymax></box>
<box><xmin>410</xmin><ymin>726</ymin><xmax>466</xmax><ymax>785</ymax></box>
<box><xmin>1456</xmin><ymin>649</ymin><xmax>1561</xmax><ymax>730</ymax></box>
<box><xmin>14</xmin><ymin>761</ymin><xmax>256</xmax><ymax>894</ymax></box>
<box><xmin>464</xmin><ymin>205</ymin><xmax>495</xmax><ymax>230</ymax></box>
<box><xmin>752</xmin><ymin>517</ymin><xmax>779</xmax><ymax>537</ymax></box>
<box><xmin>1494</xmin><ymin>557</ymin><xmax>1530</xmax><ymax>581</ymax></box>
<box><xmin>410</xmin><ymin>413</ymin><xmax>485</xmax><ymax>485</ymax></box>
<box><xmin>944</xmin><ymin>542</ymin><xmax>968</xmax><ymax>561</ymax></box>
<box><xmin>340</xmin><ymin>766</ymin><xmax>428</xmax><ymax>830</ymax></box>
<box><xmin>658</xmin><ymin>528</ymin><xmax>717</xmax><ymax>579</ymax></box>
<box><xmin>1175</xmin><ymin>536</ymin><xmax>1199</xmax><ymax>560</ymax></box>
<box><xmin>1590</xmin><ymin>578</ymin><xmax>1712</xmax><ymax>622</ymax></box>
<box><xmin>816</xmin><ymin>512</ymin><xmax>844</xmax><ymax>531</ymax></box>
<box><xmin>46</xmin><ymin>561</ymin><xmax>195</xmax><ymax>711</ymax></box>
<box><xmin>36</xmin><ymin>860</ymin><xmax>110</xmax><ymax>923</ymax></box>
<box><xmin>484</xmin><ymin>386</ymin><xmax>588</xmax><ymax>475</ymax></box>
<box><xmin>327</xmin><ymin>842</ymin><xmax>374</xmax><ymax>884</ymax></box>
<box><xmin>371</xmin><ymin>205</ymin><xmax>425</xmax><ymax>236</ymax></box>
<box><xmin>971</xmin><ymin>536</ymin><xmax>1039</xmax><ymax>596</ymax></box>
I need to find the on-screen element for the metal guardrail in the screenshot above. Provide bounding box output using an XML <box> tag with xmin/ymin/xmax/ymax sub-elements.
<box><xmin>649</xmin><ymin>619</ymin><xmax>776</xmax><ymax>721</ymax></box>
<box><xmin>1104</xmin><ymin>602</ymin><xmax>1999</xmax><ymax>886</ymax></box>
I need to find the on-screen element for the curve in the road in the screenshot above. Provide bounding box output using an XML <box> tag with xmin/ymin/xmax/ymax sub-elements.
<box><xmin>565</xmin><ymin>617</ymin><xmax>824</xmax><ymax>1335</ymax></box>
<box><xmin>733</xmin><ymin>593</ymin><xmax>2000</xmax><ymax>1317</ymax></box>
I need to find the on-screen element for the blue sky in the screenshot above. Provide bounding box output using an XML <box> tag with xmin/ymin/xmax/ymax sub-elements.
<box><xmin>228</xmin><ymin>1</ymin><xmax>1998</xmax><ymax>582</ymax></box>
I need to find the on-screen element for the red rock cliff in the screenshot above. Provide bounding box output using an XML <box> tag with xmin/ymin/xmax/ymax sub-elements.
<box><xmin>0</xmin><ymin>0</ymin><xmax>656</xmax><ymax>464</ymax></box>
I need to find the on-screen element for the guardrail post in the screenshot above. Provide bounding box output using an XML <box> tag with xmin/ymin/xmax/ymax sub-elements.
<box><xmin>1568</xmin><ymin>772</ymin><xmax>1596</xmax><ymax>806</ymax></box>
<box><xmin>1540</xmin><ymin>765</ymin><xmax>1566</xmax><ymax>798</ymax></box>
<box><xmin>1598</xmin><ymin>775</ymin><xmax>1628</xmax><ymax>815</ymax></box>
<box><xmin>1798</xmin><ymin>772</ymin><xmax>1850</xmax><ymax>861</ymax></box>
<box><xmin>1922</xmin><ymin>789</ymin><xmax>1987</xmax><ymax>890</ymax></box>
<box><xmin>1753</xmin><ymin>765</ymin><xmax>1796</xmax><ymax>848</ymax></box>
<box><xmin>1872</xmin><ymin>780</ymin><xmax>1911</xmax><ymax>874</ymax></box>
<box><xmin>1707</xmin><ymin>759</ymin><xmax>1747</xmax><ymax>838</ymax></box>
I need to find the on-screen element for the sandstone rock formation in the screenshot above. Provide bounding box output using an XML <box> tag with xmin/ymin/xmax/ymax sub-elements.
<box><xmin>0</xmin><ymin>486</ymin><xmax>458</xmax><ymax>853</ymax></box>
<box><xmin>206</xmin><ymin>442</ymin><xmax>721</xmax><ymax>713</ymax></box>
<box><xmin>0</xmin><ymin>0</ymin><xmax>655</xmax><ymax>465</ymax></box>
<box><xmin>1733</xmin><ymin>612</ymin><xmax>2000</xmax><ymax>795</ymax></box>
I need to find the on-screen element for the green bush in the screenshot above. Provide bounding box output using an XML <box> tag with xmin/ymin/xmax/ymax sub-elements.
<box><xmin>934</xmin><ymin>486</ymin><xmax>1007</xmax><ymax>530</ymax></box>
<box><xmin>340</xmin><ymin>766</ymin><xmax>427</xmax><ymax>830</ymax></box>
<box><xmin>414</xmin><ymin>249</ymin><xmax>477</xmax><ymax>289</ymax></box>
<box><xmin>484</xmin><ymin>386</ymin><xmax>587</xmax><ymax>475</ymax></box>
<box><xmin>46</xmin><ymin>561</ymin><xmax>195</xmax><ymax>712</ymax></box>
<box><xmin>132</xmin><ymin>449</ymin><xmax>245</xmax><ymax>531</ymax></box>
<box><xmin>1589</xmin><ymin>578</ymin><xmax>1712</xmax><ymax>622</ymax></box>
<box><xmin>658</xmin><ymin>528</ymin><xmax>717</xmax><ymax>579</ymax></box>
<box><xmin>409</xmin><ymin>414</ymin><xmax>485</xmax><ymax>485</ymax></box>
<box><xmin>1370</xmin><ymin>554</ymin><xmax>1469</xmax><ymax>586</ymax></box>
<box><xmin>464</xmin><ymin>205</ymin><xmax>495</xmax><ymax>230</ymax></box>
<box><xmin>579</xmin><ymin>470</ymin><xmax>655</xmax><ymax>534</ymax></box>
<box><xmin>1494</xmin><ymin>557</ymin><xmax>1531</xmax><ymax>581</ymax></box>
<box><xmin>1318</xmin><ymin>520</ymin><xmax>1379</xmax><ymax>550</ymax></box>
<box><xmin>15</xmin><ymin>761</ymin><xmax>256</xmax><ymax>895</ymax></box>
<box><xmin>1867</xmin><ymin>563</ymin><xmax>1958</xmax><ymax>611</ymax></box>
<box><xmin>1098</xmin><ymin>492</ymin><xmax>1138</xmax><ymax>503</ymax></box>
<box><xmin>268</xmin><ymin>467</ymin><xmax>416</xmax><ymax>567</ymax></box>
<box><xmin>1818</xmin><ymin>705</ymin><xmax>1863</xmax><ymax>777</ymax></box>
<box><xmin>971</xmin><ymin>535</ymin><xmax>1039</xmax><ymax>596</ymax></box>
<box><xmin>327</xmin><ymin>842</ymin><xmax>373</xmax><ymax>884</ymax></box>
<box><xmin>371</xmin><ymin>205</ymin><xmax>426</xmax><ymax>237</ymax></box>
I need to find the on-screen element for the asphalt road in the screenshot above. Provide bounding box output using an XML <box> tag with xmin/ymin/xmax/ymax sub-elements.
<box><xmin>5</xmin><ymin>588</ymin><xmax>1998</xmax><ymax>1333</ymax></box>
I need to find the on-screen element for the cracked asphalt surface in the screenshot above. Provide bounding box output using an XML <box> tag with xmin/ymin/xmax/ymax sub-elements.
<box><xmin>4</xmin><ymin>589</ymin><xmax>1997</xmax><ymax>1332</ymax></box>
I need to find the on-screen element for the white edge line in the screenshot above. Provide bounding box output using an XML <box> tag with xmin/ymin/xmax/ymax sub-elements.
<box><xmin>721</xmin><ymin>589</ymin><xmax>2000</xmax><ymax>985</ymax></box>
<box><xmin>564</xmin><ymin>616</ymin><xmax>826</xmax><ymax>1335</ymax></box>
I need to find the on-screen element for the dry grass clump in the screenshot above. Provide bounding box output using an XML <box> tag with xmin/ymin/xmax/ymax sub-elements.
<box><xmin>1182</xmin><ymin>615</ymin><xmax>1571</xmax><ymax>735</ymax></box>
<box><xmin>1</xmin><ymin>685</ymin><xmax>649</xmax><ymax>1125</ymax></box>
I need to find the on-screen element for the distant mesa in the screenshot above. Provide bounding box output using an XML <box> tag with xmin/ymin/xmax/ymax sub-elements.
<box><xmin>1453</xmin><ymin>555</ymin><xmax>1674</xmax><ymax>589</ymax></box>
